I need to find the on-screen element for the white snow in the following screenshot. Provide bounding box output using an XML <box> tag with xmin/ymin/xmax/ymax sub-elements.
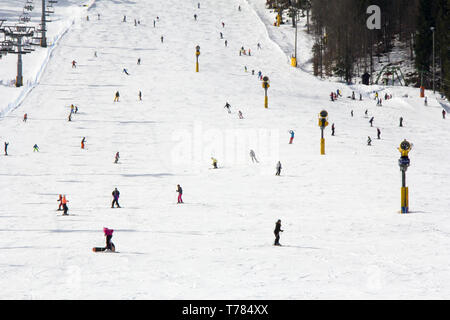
<box><xmin>0</xmin><ymin>0</ymin><xmax>449</xmax><ymax>299</ymax></box>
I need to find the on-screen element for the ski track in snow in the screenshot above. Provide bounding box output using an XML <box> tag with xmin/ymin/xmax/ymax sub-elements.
<box><xmin>0</xmin><ymin>0</ymin><xmax>449</xmax><ymax>299</ymax></box>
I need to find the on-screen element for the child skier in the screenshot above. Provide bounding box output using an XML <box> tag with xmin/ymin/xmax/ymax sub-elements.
<box><xmin>289</xmin><ymin>130</ymin><xmax>294</xmax><ymax>144</ymax></box>
<box><xmin>111</xmin><ymin>188</ymin><xmax>121</xmax><ymax>208</ymax></box>
<box><xmin>274</xmin><ymin>219</ymin><xmax>283</xmax><ymax>246</ymax></box>
<box><xmin>176</xmin><ymin>184</ymin><xmax>183</xmax><ymax>203</ymax></box>
<box><xmin>57</xmin><ymin>194</ymin><xmax>63</xmax><ymax>211</ymax></box>
<box><xmin>33</xmin><ymin>144</ymin><xmax>39</xmax><ymax>152</ymax></box>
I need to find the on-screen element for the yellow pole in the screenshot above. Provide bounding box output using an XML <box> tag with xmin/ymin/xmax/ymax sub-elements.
<box><xmin>321</xmin><ymin>138</ymin><xmax>325</xmax><ymax>155</ymax></box>
<box><xmin>196</xmin><ymin>61</ymin><xmax>199</xmax><ymax>72</ymax></box>
<box><xmin>264</xmin><ymin>94</ymin><xmax>268</xmax><ymax>109</ymax></box>
<box><xmin>401</xmin><ymin>187</ymin><xmax>408</xmax><ymax>213</ymax></box>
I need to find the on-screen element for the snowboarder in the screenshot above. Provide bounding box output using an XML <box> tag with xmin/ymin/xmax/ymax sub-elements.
<box><xmin>176</xmin><ymin>184</ymin><xmax>183</xmax><ymax>203</ymax></box>
<box><xmin>23</xmin><ymin>113</ymin><xmax>27</xmax><ymax>122</ymax></box>
<box><xmin>331</xmin><ymin>123</ymin><xmax>335</xmax><ymax>136</ymax></box>
<box><xmin>377</xmin><ymin>128</ymin><xmax>381</xmax><ymax>139</ymax></box>
<box><xmin>367</xmin><ymin>136</ymin><xmax>372</xmax><ymax>146</ymax></box>
<box><xmin>114</xmin><ymin>152</ymin><xmax>120</xmax><ymax>163</ymax></box>
<box><xmin>399</xmin><ymin>117</ymin><xmax>403</xmax><ymax>127</ymax></box>
<box><xmin>443</xmin><ymin>110</ymin><xmax>446</xmax><ymax>119</ymax></box>
<box><xmin>114</xmin><ymin>91</ymin><xmax>120</xmax><ymax>102</ymax></box>
<box><xmin>123</xmin><ymin>68</ymin><xmax>130</xmax><ymax>75</ymax></box>
<box><xmin>4</xmin><ymin>142</ymin><xmax>9</xmax><ymax>156</ymax></box>
<box><xmin>289</xmin><ymin>130</ymin><xmax>294</xmax><ymax>144</ymax></box>
<box><xmin>81</xmin><ymin>137</ymin><xmax>86</xmax><ymax>149</ymax></box>
<box><xmin>72</xmin><ymin>60</ymin><xmax>77</xmax><ymax>68</ymax></box>
<box><xmin>369</xmin><ymin>117</ymin><xmax>374</xmax><ymax>127</ymax></box>
<box><xmin>211</xmin><ymin>157</ymin><xmax>218</xmax><ymax>169</ymax></box>
<box><xmin>57</xmin><ymin>194</ymin><xmax>63</xmax><ymax>211</ymax></box>
<box><xmin>274</xmin><ymin>219</ymin><xmax>283</xmax><ymax>246</ymax></box>
<box><xmin>139</xmin><ymin>91</ymin><xmax>142</xmax><ymax>101</ymax></box>
<box><xmin>224</xmin><ymin>102</ymin><xmax>231</xmax><ymax>114</ymax></box>
<box><xmin>62</xmin><ymin>195</ymin><xmax>69</xmax><ymax>215</ymax></box>
<box><xmin>93</xmin><ymin>228</ymin><xmax>115</xmax><ymax>252</ymax></box>
<box><xmin>238</xmin><ymin>110</ymin><xmax>244</xmax><ymax>119</ymax></box>
<box><xmin>111</xmin><ymin>188</ymin><xmax>121</xmax><ymax>208</ymax></box>
<box><xmin>250</xmin><ymin>149</ymin><xmax>258</xmax><ymax>163</ymax></box>
<box><xmin>275</xmin><ymin>161</ymin><xmax>282</xmax><ymax>176</ymax></box>
<box><xmin>33</xmin><ymin>144</ymin><xmax>39</xmax><ymax>152</ymax></box>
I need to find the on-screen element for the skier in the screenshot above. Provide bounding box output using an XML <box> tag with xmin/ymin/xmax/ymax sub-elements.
<box><xmin>198</xmin><ymin>2</ymin><xmax>200</xmax><ymax>9</ymax></box>
<box><xmin>288</xmin><ymin>130</ymin><xmax>294</xmax><ymax>144</ymax></box>
<box><xmin>4</xmin><ymin>142</ymin><xmax>9</xmax><ymax>156</ymax></box>
<box><xmin>176</xmin><ymin>184</ymin><xmax>183</xmax><ymax>203</ymax></box>
<box><xmin>443</xmin><ymin>110</ymin><xmax>446</xmax><ymax>119</ymax></box>
<box><xmin>225</xmin><ymin>40</ymin><xmax>228</xmax><ymax>47</ymax></box>
<box><xmin>331</xmin><ymin>123</ymin><xmax>335</xmax><ymax>136</ymax></box>
<box><xmin>238</xmin><ymin>110</ymin><xmax>244</xmax><ymax>119</ymax></box>
<box><xmin>365</xmin><ymin>109</ymin><xmax>368</xmax><ymax>116</ymax></box>
<box><xmin>250</xmin><ymin>149</ymin><xmax>258</xmax><ymax>163</ymax></box>
<box><xmin>424</xmin><ymin>97</ymin><xmax>428</xmax><ymax>106</ymax></box>
<box><xmin>23</xmin><ymin>113</ymin><xmax>27</xmax><ymax>122</ymax></box>
<box><xmin>244</xmin><ymin>66</ymin><xmax>247</xmax><ymax>72</ymax></box>
<box><xmin>275</xmin><ymin>161</ymin><xmax>282</xmax><ymax>176</ymax></box>
<box><xmin>134</xmin><ymin>19</ymin><xmax>137</xmax><ymax>26</ymax></box>
<box><xmin>211</xmin><ymin>157</ymin><xmax>218</xmax><ymax>169</ymax></box>
<box><xmin>160</xmin><ymin>36</ymin><xmax>164</xmax><ymax>43</ymax></box>
<box><xmin>72</xmin><ymin>60</ymin><xmax>77</xmax><ymax>68</ymax></box>
<box><xmin>111</xmin><ymin>188</ymin><xmax>121</xmax><ymax>208</ymax></box>
<box><xmin>248</xmin><ymin>49</ymin><xmax>251</xmax><ymax>56</ymax></box>
<box><xmin>114</xmin><ymin>91</ymin><xmax>120</xmax><ymax>102</ymax></box>
<box><xmin>114</xmin><ymin>152</ymin><xmax>120</xmax><ymax>163</ymax></box>
<box><xmin>257</xmin><ymin>43</ymin><xmax>261</xmax><ymax>49</ymax></box>
<box><xmin>222</xmin><ymin>22</ymin><xmax>225</xmax><ymax>28</ymax></box>
<box><xmin>351</xmin><ymin>110</ymin><xmax>354</xmax><ymax>117</ymax></box>
<box><xmin>359</xmin><ymin>93</ymin><xmax>362</xmax><ymax>101</ymax></box>
<box><xmin>33</xmin><ymin>144</ymin><xmax>39</xmax><ymax>152</ymax></box>
<box><xmin>369</xmin><ymin>117</ymin><xmax>374</xmax><ymax>127</ymax></box>
<box><xmin>87</xmin><ymin>15</ymin><xmax>89</xmax><ymax>21</ymax></box>
<box><xmin>137</xmin><ymin>58</ymin><xmax>141</xmax><ymax>65</ymax></box>
<box><xmin>94</xmin><ymin>51</ymin><xmax>97</xmax><ymax>57</ymax></box>
<box><xmin>153</xmin><ymin>20</ymin><xmax>156</xmax><ymax>27</ymax></box>
<box><xmin>81</xmin><ymin>137</ymin><xmax>86</xmax><ymax>149</ymax></box>
<box><xmin>57</xmin><ymin>194</ymin><xmax>63</xmax><ymax>211</ymax></box>
<box><xmin>123</xmin><ymin>15</ymin><xmax>126</xmax><ymax>22</ymax></box>
<box><xmin>139</xmin><ymin>91</ymin><xmax>142</xmax><ymax>101</ymax></box>
<box><xmin>377</xmin><ymin>128</ymin><xmax>381</xmax><ymax>139</ymax></box>
<box><xmin>220</xmin><ymin>32</ymin><xmax>223</xmax><ymax>39</ymax></box>
<box><xmin>238</xmin><ymin>5</ymin><xmax>241</xmax><ymax>11</ymax></box>
<box><xmin>98</xmin><ymin>13</ymin><xmax>100</xmax><ymax>20</ymax></box>
<box><xmin>70</xmin><ymin>104</ymin><xmax>75</xmax><ymax>114</ymax></box>
<box><xmin>367</xmin><ymin>136</ymin><xmax>372</xmax><ymax>146</ymax></box>
<box><xmin>399</xmin><ymin>117</ymin><xmax>403</xmax><ymax>127</ymax></box>
<box><xmin>62</xmin><ymin>195</ymin><xmax>69</xmax><ymax>215</ymax></box>
<box><xmin>68</xmin><ymin>112</ymin><xmax>72</xmax><ymax>122</ymax></box>
<box><xmin>352</xmin><ymin>91</ymin><xmax>355</xmax><ymax>100</ymax></box>
<box><xmin>274</xmin><ymin>219</ymin><xmax>283</xmax><ymax>246</ymax></box>
<box><xmin>75</xmin><ymin>106</ymin><xmax>78</xmax><ymax>114</ymax></box>
<box><xmin>224</xmin><ymin>102</ymin><xmax>231</xmax><ymax>114</ymax></box>
<box><xmin>252</xmin><ymin>70</ymin><xmax>255</xmax><ymax>75</ymax></box>
<box><xmin>123</xmin><ymin>68</ymin><xmax>130</xmax><ymax>75</ymax></box>
<box><xmin>330</xmin><ymin>92</ymin><xmax>334</xmax><ymax>102</ymax></box>
<box><xmin>194</xmin><ymin>14</ymin><xmax>197</xmax><ymax>21</ymax></box>
<box><xmin>258</xmin><ymin>71</ymin><xmax>262</xmax><ymax>78</ymax></box>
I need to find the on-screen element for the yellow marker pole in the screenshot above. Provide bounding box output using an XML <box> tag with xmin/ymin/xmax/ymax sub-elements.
<box><xmin>321</xmin><ymin>138</ymin><xmax>325</xmax><ymax>155</ymax></box>
<box><xmin>291</xmin><ymin>57</ymin><xmax>297</xmax><ymax>67</ymax></box>
<box><xmin>264</xmin><ymin>93</ymin><xmax>268</xmax><ymax>109</ymax></box>
<box><xmin>401</xmin><ymin>187</ymin><xmax>408</xmax><ymax>213</ymax></box>
<box><xmin>195</xmin><ymin>45</ymin><xmax>200</xmax><ymax>73</ymax></box>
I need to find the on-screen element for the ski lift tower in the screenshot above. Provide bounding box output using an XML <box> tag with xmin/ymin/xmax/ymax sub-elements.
<box><xmin>39</xmin><ymin>0</ymin><xmax>58</xmax><ymax>47</ymax></box>
<box><xmin>0</xmin><ymin>25</ymin><xmax>35</xmax><ymax>87</ymax></box>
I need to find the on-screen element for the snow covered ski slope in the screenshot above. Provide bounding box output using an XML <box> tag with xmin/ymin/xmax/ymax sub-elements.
<box><xmin>0</xmin><ymin>0</ymin><xmax>449</xmax><ymax>299</ymax></box>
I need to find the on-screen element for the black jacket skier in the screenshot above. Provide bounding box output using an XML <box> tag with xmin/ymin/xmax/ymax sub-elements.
<box><xmin>274</xmin><ymin>219</ymin><xmax>283</xmax><ymax>246</ymax></box>
<box><xmin>112</xmin><ymin>188</ymin><xmax>121</xmax><ymax>208</ymax></box>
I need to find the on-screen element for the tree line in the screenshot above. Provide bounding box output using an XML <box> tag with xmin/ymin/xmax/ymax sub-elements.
<box><xmin>265</xmin><ymin>0</ymin><xmax>449</xmax><ymax>98</ymax></box>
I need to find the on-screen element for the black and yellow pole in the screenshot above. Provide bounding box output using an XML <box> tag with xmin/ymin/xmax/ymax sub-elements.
<box><xmin>398</xmin><ymin>139</ymin><xmax>412</xmax><ymax>213</ymax></box>
<box><xmin>318</xmin><ymin>110</ymin><xmax>328</xmax><ymax>155</ymax></box>
<box><xmin>195</xmin><ymin>45</ymin><xmax>200</xmax><ymax>72</ymax></box>
<box><xmin>262</xmin><ymin>76</ymin><xmax>270</xmax><ymax>108</ymax></box>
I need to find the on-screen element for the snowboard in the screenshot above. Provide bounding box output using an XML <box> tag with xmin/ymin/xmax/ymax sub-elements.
<box><xmin>93</xmin><ymin>243</ymin><xmax>115</xmax><ymax>252</ymax></box>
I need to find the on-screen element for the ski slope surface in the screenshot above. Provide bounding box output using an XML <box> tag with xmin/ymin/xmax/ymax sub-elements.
<box><xmin>0</xmin><ymin>0</ymin><xmax>449</xmax><ymax>299</ymax></box>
